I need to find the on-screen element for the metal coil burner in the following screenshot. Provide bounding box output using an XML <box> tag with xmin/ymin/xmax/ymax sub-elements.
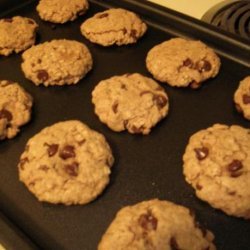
<box><xmin>202</xmin><ymin>0</ymin><xmax>250</xmax><ymax>39</ymax></box>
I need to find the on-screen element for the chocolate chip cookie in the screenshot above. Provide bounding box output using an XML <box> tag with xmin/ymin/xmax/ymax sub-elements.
<box><xmin>18</xmin><ymin>120</ymin><xmax>114</xmax><ymax>205</ymax></box>
<box><xmin>21</xmin><ymin>39</ymin><xmax>93</xmax><ymax>86</ymax></box>
<box><xmin>80</xmin><ymin>8</ymin><xmax>147</xmax><ymax>46</ymax></box>
<box><xmin>0</xmin><ymin>80</ymin><xmax>33</xmax><ymax>140</ymax></box>
<box><xmin>234</xmin><ymin>76</ymin><xmax>250</xmax><ymax>120</ymax></box>
<box><xmin>98</xmin><ymin>199</ymin><xmax>216</xmax><ymax>250</ymax></box>
<box><xmin>0</xmin><ymin>16</ymin><xmax>38</xmax><ymax>56</ymax></box>
<box><xmin>92</xmin><ymin>73</ymin><xmax>169</xmax><ymax>135</ymax></box>
<box><xmin>183</xmin><ymin>124</ymin><xmax>250</xmax><ymax>219</ymax></box>
<box><xmin>37</xmin><ymin>0</ymin><xmax>89</xmax><ymax>24</ymax></box>
<box><xmin>146</xmin><ymin>38</ymin><xmax>221</xmax><ymax>88</ymax></box>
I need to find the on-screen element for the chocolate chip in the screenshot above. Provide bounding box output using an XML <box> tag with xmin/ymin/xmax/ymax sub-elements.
<box><xmin>183</xmin><ymin>58</ymin><xmax>193</xmax><ymax>68</ymax></box>
<box><xmin>227</xmin><ymin>160</ymin><xmax>243</xmax><ymax>177</ymax></box>
<box><xmin>0</xmin><ymin>109</ymin><xmax>12</xmax><ymax>121</ymax></box>
<box><xmin>196</xmin><ymin>183</ymin><xmax>203</xmax><ymax>190</ymax></box>
<box><xmin>130</xmin><ymin>29</ymin><xmax>137</xmax><ymax>39</ymax></box>
<box><xmin>121</xmin><ymin>84</ymin><xmax>127</xmax><ymax>90</ymax></box>
<box><xmin>37</xmin><ymin>70</ymin><xmax>49</xmax><ymax>82</ymax></box>
<box><xmin>46</xmin><ymin>144</ymin><xmax>59</xmax><ymax>157</ymax></box>
<box><xmin>131</xmin><ymin>125</ymin><xmax>144</xmax><ymax>134</ymax></box>
<box><xmin>112</xmin><ymin>102</ymin><xmax>119</xmax><ymax>113</ymax></box>
<box><xmin>153</xmin><ymin>95</ymin><xmax>168</xmax><ymax>109</ymax></box>
<box><xmin>59</xmin><ymin>145</ymin><xmax>75</xmax><ymax>160</ymax></box>
<box><xmin>242</xmin><ymin>94</ymin><xmax>250</xmax><ymax>104</ymax></box>
<box><xmin>196</xmin><ymin>60</ymin><xmax>212</xmax><ymax>72</ymax></box>
<box><xmin>190</xmin><ymin>80</ymin><xmax>201</xmax><ymax>89</ymax></box>
<box><xmin>98</xmin><ymin>13</ymin><xmax>109</xmax><ymax>18</ymax></box>
<box><xmin>19</xmin><ymin>157</ymin><xmax>29</xmax><ymax>170</ymax></box>
<box><xmin>194</xmin><ymin>147</ymin><xmax>209</xmax><ymax>161</ymax></box>
<box><xmin>64</xmin><ymin>162</ymin><xmax>79</xmax><ymax>177</ymax></box>
<box><xmin>170</xmin><ymin>237</ymin><xmax>180</xmax><ymax>250</ymax></box>
<box><xmin>3</xmin><ymin>18</ymin><xmax>13</xmax><ymax>23</ymax></box>
<box><xmin>138</xmin><ymin>212</ymin><xmax>157</xmax><ymax>231</ymax></box>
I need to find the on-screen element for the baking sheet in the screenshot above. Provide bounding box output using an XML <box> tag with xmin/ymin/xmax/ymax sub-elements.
<box><xmin>0</xmin><ymin>0</ymin><xmax>249</xmax><ymax>249</ymax></box>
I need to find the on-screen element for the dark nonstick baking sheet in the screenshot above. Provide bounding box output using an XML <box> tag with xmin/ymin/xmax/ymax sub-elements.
<box><xmin>0</xmin><ymin>0</ymin><xmax>249</xmax><ymax>249</ymax></box>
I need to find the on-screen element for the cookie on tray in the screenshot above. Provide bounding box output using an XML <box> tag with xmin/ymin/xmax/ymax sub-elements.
<box><xmin>18</xmin><ymin>120</ymin><xmax>114</xmax><ymax>205</ymax></box>
<box><xmin>80</xmin><ymin>8</ymin><xmax>147</xmax><ymax>46</ymax></box>
<box><xmin>21</xmin><ymin>39</ymin><xmax>93</xmax><ymax>86</ymax></box>
<box><xmin>0</xmin><ymin>80</ymin><xmax>33</xmax><ymax>140</ymax></box>
<box><xmin>183</xmin><ymin>124</ymin><xmax>250</xmax><ymax>219</ymax></box>
<box><xmin>0</xmin><ymin>16</ymin><xmax>38</xmax><ymax>56</ymax></box>
<box><xmin>146</xmin><ymin>38</ymin><xmax>221</xmax><ymax>88</ymax></box>
<box><xmin>234</xmin><ymin>76</ymin><xmax>250</xmax><ymax>120</ymax></box>
<box><xmin>98</xmin><ymin>199</ymin><xmax>216</xmax><ymax>250</ymax></box>
<box><xmin>37</xmin><ymin>0</ymin><xmax>89</xmax><ymax>24</ymax></box>
<box><xmin>92</xmin><ymin>73</ymin><xmax>169</xmax><ymax>135</ymax></box>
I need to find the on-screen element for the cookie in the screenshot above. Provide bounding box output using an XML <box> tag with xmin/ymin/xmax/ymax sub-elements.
<box><xmin>92</xmin><ymin>73</ymin><xmax>169</xmax><ymax>135</ymax></box>
<box><xmin>0</xmin><ymin>16</ymin><xmax>38</xmax><ymax>56</ymax></box>
<box><xmin>18</xmin><ymin>120</ymin><xmax>114</xmax><ymax>205</ymax></box>
<box><xmin>98</xmin><ymin>199</ymin><xmax>216</xmax><ymax>250</ymax></box>
<box><xmin>80</xmin><ymin>8</ymin><xmax>147</xmax><ymax>46</ymax></box>
<box><xmin>0</xmin><ymin>80</ymin><xmax>33</xmax><ymax>140</ymax></box>
<box><xmin>21</xmin><ymin>39</ymin><xmax>93</xmax><ymax>86</ymax></box>
<box><xmin>234</xmin><ymin>76</ymin><xmax>250</xmax><ymax>120</ymax></box>
<box><xmin>37</xmin><ymin>0</ymin><xmax>89</xmax><ymax>24</ymax></box>
<box><xmin>183</xmin><ymin>124</ymin><xmax>250</xmax><ymax>219</ymax></box>
<box><xmin>146</xmin><ymin>38</ymin><xmax>221</xmax><ymax>88</ymax></box>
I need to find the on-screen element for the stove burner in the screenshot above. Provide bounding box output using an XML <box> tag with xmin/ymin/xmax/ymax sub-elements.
<box><xmin>202</xmin><ymin>0</ymin><xmax>250</xmax><ymax>39</ymax></box>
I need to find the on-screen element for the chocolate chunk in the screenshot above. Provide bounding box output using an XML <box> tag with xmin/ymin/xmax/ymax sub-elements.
<box><xmin>59</xmin><ymin>145</ymin><xmax>76</xmax><ymax>160</ymax></box>
<box><xmin>183</xmin><ymin>58</ymin><xmax>193</xmax><ymax>68</ymax></box>
<box><xmin>112</xmin><ymin>102</ymin><xmax>119</xmax><ymax>113</ymax></box>
<box><xmin>138</xmin><ymin>212</ymin><xmax>157</xmax><ymax>231</ymax></box>
<box><xmin>153</xmin><ymin>95</ymin><xmax>168</xmax><ymax>109</ymax></box>
<box><xmin>196</xmin><ymin>183</ymin><xmax>203</xmax><ymax>190</ymax></box>
<box><xmin>170</xmin><ymin>237</ymin><xmax>180</xmax><ymax>250</ymax></box>
<box><xmin>131</xmin><ymin>125</ymin><xmax>144</xmax><ymax>134</ymax></box>
<box><xmin>0</xmin><ymin>109</ymin><xmax>12</xmax><ymax>121</ymax></box>
<box><xmin>194</xmin><ymin>147</ymin><xmax>209</xmax><ymax>160</ymax></box>
<box><xmin>130</xmin><ymin>29</ymin><xmax>137</xmax><ymax>39</ymax></box>
<box><xmin>196</xmin><ymin>60</ymin><xmax>212</xmax><ymax>72</ymax></box>
<box><xmin>19</xmin><ymin>157</ymin><xmax>29</xmax><ymax>170</ymax></box>
<box><xmin>37</xmin><ymin>70</ymin><xmax>49</xmax><ymax>82</ymax></box>
<box><xmin>98</xmin><ymin>13</ymin><xmax>109</xmax><ymax>18</ymax></box>
<box><xmin>242</xmin><ymin>94</ymin><xmax>250</xmax><ymax>104</ymax></box>
<box><xmin>190</xmin><ymin>80</ymin><xmax>201</xmax><ymax>89</ymax></box>
<box><xmin>3</xmin><ymin>18</ymin><xmax>13</xmax><ymax>23</ymax></box>
<box><xmin>227</xmin><ymin>160</ymin><xmax>243</xmax><ymax>177</ymax></box>
<box><xmin>47</xmin><ymin>144</ymin><xmax>59</xmax><ymax>157</ymax></box>
<box><xmin>64</xmin><ymin>162</ymin><xmax>79</xmax><ymax>177</ymax></box>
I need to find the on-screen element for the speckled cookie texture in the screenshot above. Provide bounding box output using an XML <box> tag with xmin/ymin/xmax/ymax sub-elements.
<box><xmin>146</xmin><ymin>38</ymin><xmax>221</xmax><ymax>88</ymax></box>
<box><xmin>92</xmin><ymin>73</ymin><xmax>169</xmax><ymax>135</ymax></box>
<box><xmin>21</xmin><ymin>39</ymin><xmax>93</xmax><ymax>86</ymax></box>
<box><xmin>183</xmin><ymin>124</ymin><xmax>250</xmax><ymax>219</ymax></box>
<box><xmin>0</xmin><ymin>16</ymin><xmax>38</xmax><ymax>56</ymax></box>
<box><xmin>0</xmin><ymin>80</ymin><xmax>33</xmax><ymax>140</ymax></box>
<box><xmin>37</xmin><ymin>0</ymin><xmax>89</xmax><ymax>24</ymax></box>
<box><xmin>98</xmin><ymin>199</ymin><xmax>216</xmax><ymax>250</ymax></box>
<box><xmin>234</xmin><ymin>76</ymin><xmax>250</xmax><ymax>120</ymax></box>
<box><xmin>18</xmin><ymin>120</ymin><xmax>114</xmax><ymax>205</ymax></box>
<box><xmin>80</xmin><ymin>8</ymin><xmax>147</xmax><ymax>46</ymax></box>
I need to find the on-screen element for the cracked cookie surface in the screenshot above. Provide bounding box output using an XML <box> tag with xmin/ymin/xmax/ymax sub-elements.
<box><xmin>92</xmin><ymin>73</ymin><xmax>169</xmax><ymax>135</ymax></box>
<box><xmin>18</xmin><ymin>120</ymin><xmax>114</xmax><ymax>205</ymax></box>
<box><xmin>37</xmin><ymin>0</ymin><xmax>89</xmax><ymax>24</ymax></box>
<box><xmin>146</xmin><ymin>38</ymin><xmax>221</xmax><ymax>88</ymax></box>
<box><xmin>0</xmin><ymin>80</ymin><xmax>33</xmax><ymax>140</ymax></box>
<box><xmin>234</xmin><ymin>76</ymin><xmax>250</xmax><ymax>120</ymax></box>
<box><xmin>98</xmin><ymin>199</ymin><xmax>216</xmax><ymax>250</ymax></box>
<box><xmin>183</xmin><ymin>124</ymin><xmax>250</xmax><ymax>219</ymax></box>
<box><xmin>0</xmin><ymin>16</ymin><xmax>38</xmax><ymax>56</ymax></box>
<box><xmin>80</xmin><ymin>8</ymin><xmax>147</xmax><ymax>46</ymax></box>
<box><xmin>21</xmin><ymin>39</ymin><xmax>93</xmax><ymax>86</ymax></box>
